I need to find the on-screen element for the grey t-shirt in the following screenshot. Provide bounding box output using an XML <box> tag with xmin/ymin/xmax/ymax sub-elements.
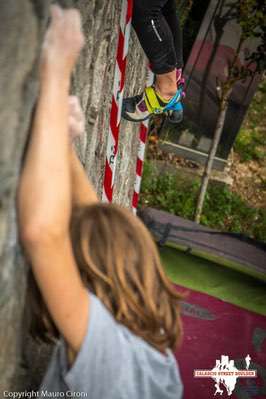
<box><xmin>40</xmin><ymin>293</ymin><xmax>183</xmax><ymax>399</ymax></box>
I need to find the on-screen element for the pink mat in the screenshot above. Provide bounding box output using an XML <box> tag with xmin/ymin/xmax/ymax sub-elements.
<box><xmin>175</xmin><ymin>285</ymin><xmax>266</xmax><ymax>398</ymax></box>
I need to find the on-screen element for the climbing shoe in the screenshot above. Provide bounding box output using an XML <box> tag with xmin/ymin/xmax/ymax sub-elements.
<box><xmin>122</xmin><ymin>93</ymin><xmax>151</xmax><ymax>122</ymax></box>
<box><xmin>122</xmin><ymin>86</ymin><xmax>183</xmax><ymax>123</ymax></box>
<box><xmin>167</xmin><ymin>70</ymin><xmax>185</xmax><ymax>124</ymax></box>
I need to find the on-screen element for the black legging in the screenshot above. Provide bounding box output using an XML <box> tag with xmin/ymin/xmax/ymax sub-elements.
<box><xmin>132</xmin><ymin>0</ymin><xmax>183</xmax><ymax>75</ymax></box>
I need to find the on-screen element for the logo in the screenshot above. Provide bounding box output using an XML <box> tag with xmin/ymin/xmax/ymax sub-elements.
<box><xmin>194</xmin><ymin>355</ymin><xmax>257</xmax><ymax>396</ymax></box>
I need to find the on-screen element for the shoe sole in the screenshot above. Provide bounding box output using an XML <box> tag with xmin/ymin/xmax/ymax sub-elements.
<box><xmin>122</xmin><ymin>110</ymin><xmax>183</xmax><ymax>125</ymax></box>
<box><xmin>168</xmin><ymin>118</ymin><xmax>183</xmax><ymax>125</ymax></box>
<box><xmin>121</xmin><ymin>111</ymin><xmax>151</xmax><ymax>123</ymax></box>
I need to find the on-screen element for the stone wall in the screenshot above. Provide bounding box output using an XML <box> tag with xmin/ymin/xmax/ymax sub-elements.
<box><xmin>0</xmin><ymin>0</ymin><xmax>145</xmax><ymax>390</ymax></box>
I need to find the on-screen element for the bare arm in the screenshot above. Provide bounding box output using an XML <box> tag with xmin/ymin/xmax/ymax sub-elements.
<box><xmin>17</xmin><ymin>6</ymin><xmax>88</xmax><ymax>353</ymax></box>
<box><xmin>70</xmin><ymin>148</ymin><xmax>99</xmax><ymax>206</ymax></box>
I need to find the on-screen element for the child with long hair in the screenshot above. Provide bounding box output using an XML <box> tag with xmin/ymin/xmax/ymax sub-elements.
<box><xmin>17</xmin><ymin>5</ymin><xmax>183</xmax><ymax>397</ymax></box>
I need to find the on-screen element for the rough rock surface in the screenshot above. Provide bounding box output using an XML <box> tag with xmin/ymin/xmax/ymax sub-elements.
<box><xmin>0</xmin><ymin>0</ymin><xmax>145</xmax><ymax>390</ymax></box>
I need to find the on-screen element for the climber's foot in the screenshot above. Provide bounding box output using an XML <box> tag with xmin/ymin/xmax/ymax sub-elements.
<box><xmin>122</xmin><ymin>87</ymin><xmax>182</xmax><ymax>123</ymax></box>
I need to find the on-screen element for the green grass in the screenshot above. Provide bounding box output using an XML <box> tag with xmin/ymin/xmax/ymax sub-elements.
<box><xmin>235</xmin><ymin>129</ymin><xmax>266</xmax><ymax>162</ymax></box>
<box><xmin>234</xmin><ymin>79</ymin><xmax>266</xmax><ymax>162</ymax></box>
<box><xmin>140</xmin><ymin>161</ymin><xmax>266</xmax><ymax>242</ymax></box>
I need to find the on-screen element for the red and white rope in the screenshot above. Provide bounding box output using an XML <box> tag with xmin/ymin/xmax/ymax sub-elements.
<box><xmin>132</xmin><ymin>66</ymin><xmax>154</xmax><ymax>214</ymax></box>
<box><xmin>102</xmin><ymin>0</ymin><xmax>133</xmax><ymax>203</ymax></box>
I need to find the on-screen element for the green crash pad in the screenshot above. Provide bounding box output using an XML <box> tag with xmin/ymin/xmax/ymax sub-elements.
<box><xmin>161</xmin><ymin>246</ymin><xmax>266</xmax><ymax>316</ymax></box>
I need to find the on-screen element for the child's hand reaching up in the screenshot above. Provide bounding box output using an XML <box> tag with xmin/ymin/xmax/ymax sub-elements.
<box><xmin>41</xmin><ymin>4</ymin><xmax>84</xmax><ymax>78</ymax></box>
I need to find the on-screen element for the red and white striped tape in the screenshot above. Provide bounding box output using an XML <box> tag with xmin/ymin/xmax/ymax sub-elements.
<box><xmin>102</xmin><ymin>0</ymin><xmax>133</xmax><ymax>203</ymax></box>
<box><xmin>132</xmin><ymin>67</ymin><xmax>154</xmax><ymax>214</ymax></box>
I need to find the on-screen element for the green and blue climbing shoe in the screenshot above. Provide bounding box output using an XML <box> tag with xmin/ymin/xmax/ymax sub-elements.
<box><xmin>167</xmin><ymin>70</ymin><xmax>185</xmax><ymax>124</ymax></box>
<box><xmin>122</xmin><ymin>86</ymin><xmax>183</xmax><ymax>123</ymax></box>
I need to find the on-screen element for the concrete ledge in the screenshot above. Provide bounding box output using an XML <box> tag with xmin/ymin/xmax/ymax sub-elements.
<box><xmin>159</xmin><ymin>141</ymin><xmax>227</xmax><ymax>171</ymax></box>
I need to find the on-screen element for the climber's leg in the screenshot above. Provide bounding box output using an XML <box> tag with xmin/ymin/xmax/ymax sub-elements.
<box><xmin>161</xmin><ymin>0</ymin><xmax>185</xmax><ymax>124</ymax></box>
<box><xmin>155</xmin><ymin>70</ymin><xmax>177</xmax><ymax>100</ymax></box>
<box><xmin>162</xmin><ymin>0</ymin><xmax>183</xmax><ymax>71</ymax></box>
<box><xmin>132</xmin><ymin>0</ymin><xmax>178</xmax><ymax>76</ymax></box>
<box><xmin>122</xmin><ymin>0</ymin><xmax>184</xmax><ymax>122</ymax></box>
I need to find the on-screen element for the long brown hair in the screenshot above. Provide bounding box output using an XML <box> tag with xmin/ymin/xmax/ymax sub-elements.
<box><xmin>28</xmin><ymin>203</ymin><xmax>183</xmax><ymax>352</ymax></box>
